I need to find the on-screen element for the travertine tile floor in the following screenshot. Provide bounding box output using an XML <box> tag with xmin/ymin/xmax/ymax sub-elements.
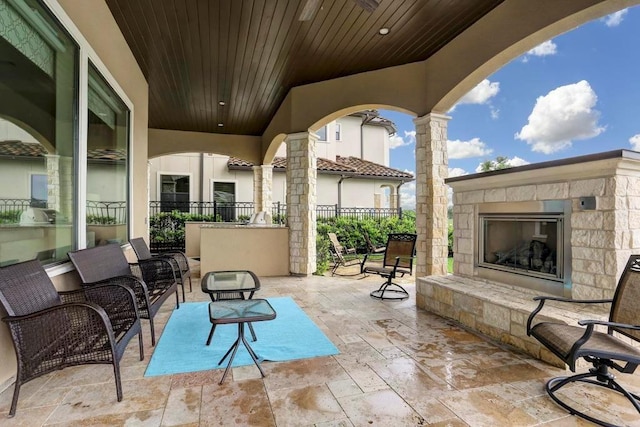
<box><xmin>1</xmin><ymin>265</ymin><xmax>639</xmax><ymax>426</ymax></box>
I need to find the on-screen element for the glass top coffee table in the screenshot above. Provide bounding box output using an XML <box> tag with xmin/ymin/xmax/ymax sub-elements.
<box><xmin>201</xmin><ymin>270</ymin><xmax>261</xmax><ymax>345</ymax></box>
<box><xmin>209</xmin><ymin>298</ymin><xmax>276</xmax><ymax>384</ymax></box>
<box><xmin>201</xmin><ymin>270</ymin><xmax>261</xmax><ymax>301</ymax></box>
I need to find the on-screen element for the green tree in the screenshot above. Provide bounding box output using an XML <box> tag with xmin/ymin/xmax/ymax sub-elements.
<box><xmin>479</xmin><ymin>156</ymin><xmax>511</xmax><ymax>172</ymax></box>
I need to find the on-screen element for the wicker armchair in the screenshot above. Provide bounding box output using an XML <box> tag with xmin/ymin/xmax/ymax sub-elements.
<box><xmin>68</xmin><ymin>243</ymin><xmax>179</xmax><ymax>346</ymax></box>
<box><xmin>0</xmin><ymin>260</ymin><xmax>142</xmax><ymax>417</ymax></box>
<box><xmin>129</xmin><ymin>237</ymin><xmax>192</xmax><ymax>302</ymax></box>
<box><xmin>527</xmin><ymin>254</ymin><xmax>640</xmax><ymax>425</ymax></box>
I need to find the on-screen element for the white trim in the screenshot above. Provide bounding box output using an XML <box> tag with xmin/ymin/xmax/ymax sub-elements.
<box><xmin>34</xmin><ymin>0</ymin><xmax>135</xmax><ymax>259</ymax></box>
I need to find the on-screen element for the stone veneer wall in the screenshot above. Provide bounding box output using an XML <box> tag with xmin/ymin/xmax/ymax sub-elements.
<box><xmin>416</xmin><ymin>151</ymin><xmax>640</xmax><ymax>364</ymax></box>
<box><xmin>449</xmin><ymin>153</ymin><xmax>640</xmax><ymax>300</ymax></box>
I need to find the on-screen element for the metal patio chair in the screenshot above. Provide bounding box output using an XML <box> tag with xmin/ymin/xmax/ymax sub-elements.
<box><xmin>0</xmin><ymin>260</ymin><xmax>142</xmax><ymax>417</ymax></box>
<box><xmin>328</xmin><ymin>232</ymin><xmax>361</xmax><ymax>276</ymax></box>
<box><xmin>69</xmin><ymin>243</ymin><xmax>179</xmax><ymax>346</ymax></box>
<box><xmin>361</xmin><ymin>233</ymin><xmax>417</xmax><ymax>300</ymax></box>
<box><xmin>129</xmin><ymin>237</ymin><xmax>192</xmax><ymax>302</ymax></box>
<box><xmin>527</xmin><ymin>254</ymin><xmax>640</xmax><ymax>426</ymax></box>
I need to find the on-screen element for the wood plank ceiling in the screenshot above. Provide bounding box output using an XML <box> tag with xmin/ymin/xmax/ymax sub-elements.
<box><xmin>106</xmin><ymin>0</ymin><xmax>504</xmax><ymax>136</ymax></box>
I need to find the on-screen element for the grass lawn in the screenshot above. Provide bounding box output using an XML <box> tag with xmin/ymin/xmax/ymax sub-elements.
<box><xmin>447</xmin><ymin>257</ymin><xmax>453</xmax><ymax>273</ymax></box>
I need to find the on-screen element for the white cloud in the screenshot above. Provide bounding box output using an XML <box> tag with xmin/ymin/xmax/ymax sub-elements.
<box><xmin>603</xmin><ymin>9</ymin><xmax>627</xmax><ymax>27</ymax></box>
<box><xmin>448</xmin><ymin>138</ymin><xmax>493</xmax><ymax>159</ymax></box>
<box><xmin>400</xmin><ymin>181</ymin><xmax>416</xmax><ymax>210</ymax></box>
<box><xmin>490</xmin><ymin>107</ymin><xmax>500</xmax><ymax>119</ymax></box>
<box><xmin>389</xmin><ymin>130</ymin><xmax>416</xmax><ymax>149</ymax></box>
<box><xmin>528</xmin><ymin>40</ymin><xmax>558</xmax><ymax>57</ymax></box>
<box><xmin>456</xmin><ymin>79</ymin><xmax>500</xmax><ymax>106</ymax></box>
<box><xmin>515</xmin><ymin>80</ymin><xmax>605</xmax><ymax>154</ymax></box>
<box><xmin>474</xmin><ymin>156</ymin><xmax>530</xmax><ymax>173</ymax></box>
<box><xmin>629</xmin><ymin>134</ymin><xmax>640</xmax><ymax>151</ymax></box>
<box><xmin>448</xmin><ymin>167</ymin><xmax>468</xmax><ymax>178</ymax></box>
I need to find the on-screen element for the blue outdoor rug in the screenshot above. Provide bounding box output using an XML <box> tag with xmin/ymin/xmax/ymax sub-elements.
<box><xmin>144</xmin><ymin>297</ymin><xmax>339</xmax><ymax>376</ymax></box>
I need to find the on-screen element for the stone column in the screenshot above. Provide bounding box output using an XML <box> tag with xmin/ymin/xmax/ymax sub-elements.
<box><xmin>253</xmin><ymin>164</ymin><xmax>273</xmax><ymax>213</ymax></box>
<box><xmin>286</xmin><ymin>132</ymin><xmax>317</xmax><ymax>276</ymax></box>
<box><xmin>414</xmin><ymin>113</ymin><xmax>450</xmax><ymax>277</ymax></box>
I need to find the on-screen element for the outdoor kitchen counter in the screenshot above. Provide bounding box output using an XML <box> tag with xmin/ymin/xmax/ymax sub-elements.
<box><xmin>199</xmin><ymin>224</ymin><xmax>289</xmax><ymax>276</ymax></box>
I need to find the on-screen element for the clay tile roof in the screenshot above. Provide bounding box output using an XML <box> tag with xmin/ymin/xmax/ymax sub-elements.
<box><xmin>0</xmin><ymin>140</ymin><xmax>46</xmax><ymax>157</ymax></box>
<box><xmin>0</xmin><ymin>141</ymin><xmax>126</xmax><ymax>161</ymax></box>
<box><xmin>228</xmin><ymin>156</ymin><xmax>413</xmax><ymax>180</ymax></box>
<box><xmin>336</xmin><ymin>156</ymin><xmax>413</xmax><ymax>179</ymax></box>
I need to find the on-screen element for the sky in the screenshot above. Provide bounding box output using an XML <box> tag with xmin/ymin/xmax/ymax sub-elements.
<box><xmin>382</xmin><ymin>6</ymin><xmax>640</xmax><ymax>210</ymax></box>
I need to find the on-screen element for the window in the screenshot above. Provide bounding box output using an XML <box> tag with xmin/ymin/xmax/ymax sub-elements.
<box><xmin>316</xmin><ymin>126</ymin><xmax>327</xmax><ymax>141</ymax></box>
<box><xmin>30</xmin><ymin>174</ymin><xmax>47</xmax><ymax>208</ymax></box>
<box><xmin>86</xmin><ymin>62</ymin><xmax>130</xmax><ymax>245</ymax></box>
<box><xmin>335</xmin><ymin>123</ymin><xmax>342</xmax><ymax>141</ymax></box>
<box><xmin>160</xmin><ymin>174</ymin><xmax>190</xmax><ymax>212</ymax></box>
<box><xmin>0</xmin><ymin>0</ymin><xmax>78</xmax><ymax>266</ymax></box>
<box><xmin>213</xmin><ymin>181</ymin><xmax>235</xmax><ymax>221</ymax></box>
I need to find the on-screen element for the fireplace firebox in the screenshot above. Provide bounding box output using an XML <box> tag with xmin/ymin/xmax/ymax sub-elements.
<box><xmin>476</xmin><ymin>201</ymin><xmax>571</xmax><ymax>296</ymax></box>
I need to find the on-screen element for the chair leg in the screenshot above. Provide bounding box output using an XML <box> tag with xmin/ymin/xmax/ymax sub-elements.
<box><xmin>175</xmin><ymin>289</ymin><xmax>180</xmax><ymax>309</ymax></box>
<box><xmin>150</xmin><ymin>318</ymin><xmax>156</xmax><ymax>347</ymax></box>
<box><xmin>180</xmin><ymin>281</ymin><xmax>186</xmax><ymax>302</ymax></box>
<box><xmin>112</xmin><ymin>360</ymin><xmax>123</xmax><ymax>402</ymax></box>
<box><xmin>206</xmin><ymin>324</ymin><xmax>216</xmax><ymax>346</ymax></box>
<box><xmin>188</xmin><ymin>276</ymin><xmax>192</xmax><ymax>292</ymax></box>
<box><xmin>138</xmin><ymin>330</ymin><xmax>144</xmax><ymax>361</ymax></box>
<box><xmin>546</xmin><ymin>365</ymin><xmax>640</xmax><ymax>426</ymax></box>
<box><xmin>8</xmin><ymin>376</ymin><xmax>21</xmax><ymax>417</ymax></box>
<box><xmin>370</xmin><ymin>277</ymin><xmax>409</xmax><ymax>300</ymax></box>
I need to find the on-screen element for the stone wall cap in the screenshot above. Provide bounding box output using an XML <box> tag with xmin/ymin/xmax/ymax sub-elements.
<box><xmin>445</xmin><ymin>149</ymin><xmax>640</xmax><ymax>184</ymax></box>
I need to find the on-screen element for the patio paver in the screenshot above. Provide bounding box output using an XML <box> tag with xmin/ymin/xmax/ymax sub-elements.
<box><xmin>1</xmin><ymin>268</ymin><xmax>639</xmax><ymax>426</ymax></box>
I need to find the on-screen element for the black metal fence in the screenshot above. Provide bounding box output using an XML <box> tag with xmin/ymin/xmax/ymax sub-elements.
<box><xmin>147</xmin><ymin>201</ymin><xmax>401</xmax><ymax>252</ymax></box>
<box><xmin>0</xmin><ymin>199</ymin><xmax>128</xmax><ymax>225</ymax></box>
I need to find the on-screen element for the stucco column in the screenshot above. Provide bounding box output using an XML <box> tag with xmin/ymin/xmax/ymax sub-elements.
<box><xmin>253</xmin><ymin>164</ymin><xmax>273</xmax><ymax>213</ymax></box>
<box><xmin>286</xmin><ymin>131</ymin><xmax>317</xmax><ymax>276</ymax></box>
<box><xmin>414</xmin><ymin>113</ymin><xmax>450</xmax><ymax>277</ymax></box>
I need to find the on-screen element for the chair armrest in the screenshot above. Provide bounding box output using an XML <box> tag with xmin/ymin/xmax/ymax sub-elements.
<box><xmin>533</xmin><ymin>296</ymin><xmax>613</xmax><ymax>304</ymax></box>
<box><xmin>2</xmin><ymin>302</ymin><xmax>114</xmax><ymax>352</ymax></box>
<box><xmin>526</xmin><ymin>296</ymin><xmax>613</xmax><ymax>335</ymax></box>
<box><xmin>578</xmin><ymin>319</ymin><xmax>640</xmax><ymax>331</ymax></box>
<box><xmin>80</xmin><ymin>275</ymin><xmax>151</xmax><ymax>313</ymax></box>
<box><xmin>130</xmin><ymin>258</ymin><xmax>177</xmax><ymax>292</ymax></box>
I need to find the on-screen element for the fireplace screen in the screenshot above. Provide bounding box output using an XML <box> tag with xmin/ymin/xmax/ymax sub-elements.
<box><xmin>479</xmin><ymin>215</ymin><xmax>564</xmax><ymax>281</ymax></box>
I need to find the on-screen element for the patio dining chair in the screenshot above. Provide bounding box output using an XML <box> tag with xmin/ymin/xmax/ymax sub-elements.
<box><xmin>0</xmin><ymin>260</ymin><xmax>142</xmax><ymax>417</ymax></box>
<box><xmin>328</xmin><ymin>232</ymin><xmax>361</xmax><ymax>276</ymax></box>
<box><xmin>526</xmin><ymin>254</ymin><xmax>640</xmax><ymax>426</ymax></box>
<box><xmin>69</xmin><ymin>243</ymin><xmax>179</xmax><ymax>346</ymax></box>
<box><xmin>129</xmin><ymin>237</ymin><xmax>192</xmax><ymax>302</ymax></box>
<box><xmin>361</xmin><ymin>233</ymin><xmax>417</xmax><ymax>300</ymax></box>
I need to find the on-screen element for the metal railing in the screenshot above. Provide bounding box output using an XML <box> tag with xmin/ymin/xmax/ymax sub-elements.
<box><xmin>316</xmin><ymin>204</ymin><xmax>402</xmax><ymax>220</ymax></box>
<box><xmin>0</xmin><ymin>199</ymin><xmax>31</xmax><ymax>223</ymax></box>
<box><xmin>86</xmin><ymin>201</ymin><xmax>127</xmax><ymax>224</ymax></box>
<box><xmin>0</xmin><ymin>199</ymin><xmax>128</xmax><ymax>225</ymax></box>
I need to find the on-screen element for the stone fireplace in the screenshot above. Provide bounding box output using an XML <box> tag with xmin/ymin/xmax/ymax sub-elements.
<box><xmin>476</xmin><ymin>200</ymin><xmax>571</xmax><ymax>296</ymax></box>
<box><xmin>416</xmin><ymin>149</ymin><xmax>640</xmax><ymax>365</ymax></box>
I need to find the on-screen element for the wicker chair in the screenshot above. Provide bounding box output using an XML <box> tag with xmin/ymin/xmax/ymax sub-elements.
<box><xmin>68</xmin><ymin>243</ymin><xmax>179</xmax><ymax>346</ymax></box>
<box><xmin>527</xmin><ymin>254</ymin><xmax>640</xmax><ymax>426</ymax></box>
<box><xmin>0</xmin><ymin>260</ymin><xmax>142</xmax><ymax>417</ymax></box>
<box><xmin>328</xmin><ymin>232</ymin><xmax>361</xmax><ymax>276</ymax></box>
<box><xmin>361</xmin><ymin>233</ymin><xmax>416</xmax><ymax>300</ymax></box>
<box><xmin>129</xmin><ymin>237</ymin><xmax>192</xmax><ymax>302</ymax></box>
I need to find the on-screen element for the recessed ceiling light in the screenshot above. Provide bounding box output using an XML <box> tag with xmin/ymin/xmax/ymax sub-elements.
<box><xmin>218</xmin><ymin>123</ymin><xmax>224</xmax><ymax>127</ymax></box>
<box><xmin>379</xmin><ymin>27</ymin><xmax>389</xmax><ymax>35</ymax></box>
<box><xmin>219</xmin><ymin>101</ymin><xmax>225</xmax><ymax>106</ymax></box>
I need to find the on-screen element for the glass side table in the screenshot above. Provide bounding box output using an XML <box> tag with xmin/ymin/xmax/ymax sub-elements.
<box><xmin>208</xmin><ymin>299</ymin><xmax>276</xmax><ymax>384</ymax></box>
<box><xmin>201</xmin><ymin>270</ymin><xmax>261</xmax><ymax>344</ymax></box>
